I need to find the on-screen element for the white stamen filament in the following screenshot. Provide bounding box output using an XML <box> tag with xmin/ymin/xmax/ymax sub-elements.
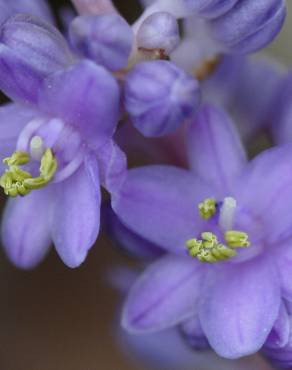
<box><xmin>219</xmin><ymin>197</ymin><xmax>237</xmax><ymax>231</ymax></box>
<box><xmin>30</xmin><ymin>136</ymin><xmax>45</xmax><ymax>161</ymax></box>
<box><xmin>52</xmin><ymin>149</ymin><xmax>84</xmax><ymax>183</ymax></box>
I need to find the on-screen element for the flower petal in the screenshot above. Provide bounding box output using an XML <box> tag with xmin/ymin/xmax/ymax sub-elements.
<box><xmin>235</xmin><ymin>145</ymin><xmax>292</xmax><ymax>245</ymax></box>
<box><xmin>95</xmin><ymin>139</ymin><xmax>127</xmax><ymax>193</ymax></box>
<box><xmin>112</xmin><ymin>165</ymin><xmax>212</xmax><ymax>254</ymax></box>
<box><xmin>52</xmin><ymin>162</ymin><xmax>101</xmax><ymax>268</ymax></box>
<box><xmin>187</xmin><ymin>104</ymin><xmax>247</xmax><ymax>194</ymax></box>
<box><xmin>38</xmin><ymin>60</ymin><xmax>120</xmax><ymax>149</ymax></box>
<box><xmin>102</xmin><ymin>203</ymin><xmax>164</xmax><ymax>260</ymax></box>
<box><xmin>122</xmin><ymin>254</ymin><xmax>203</xmax><ymax>333</ymax></box>
<box><xmin>200</xmin><ymin>256</ymin><xmax>280</xmax><ymax>359</ymax></box>
<box><xmin>1</xmin><ymin>188</ymin><xmax>52</xmax><ymax>269</ymax></box>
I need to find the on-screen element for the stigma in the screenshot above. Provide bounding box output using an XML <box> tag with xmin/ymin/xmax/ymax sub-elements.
<box><xmin>0</xmin><ymin>148</ymin><xmax>57</xmax><ymax>197</ymax></box>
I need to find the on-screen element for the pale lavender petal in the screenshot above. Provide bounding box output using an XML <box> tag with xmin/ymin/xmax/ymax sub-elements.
<box><xmin>52</xmin><ymin>163</ymin><xmax>101</xmax><ymax>268</ymax></box>
<box><xmin>38</xmin><ymin>60</ymin><xmax>120</xmax><ymax>149</ymax></box>
<box><xmin>200</xmin><ymin>256</ymin><xmax>280</xmax><ymax>359</ymax></box>
<box><xmin>122</xmin><ymin>254</ymin><xmax>204</xmax><ymax>333</ymax></box>
<box><xmin>1</xmin><ymin>188</ymin><xmax>52</xmax><ymax>269</ymax></box>
<box><xmin>112</xmin><ymin>165</ymin><xmax>212</xmax><ymax>254</ymax></box>
<box><xmin>187</xmin><ymin>105</ymin><xmax>247</xmax><ymax>195</ymax></box>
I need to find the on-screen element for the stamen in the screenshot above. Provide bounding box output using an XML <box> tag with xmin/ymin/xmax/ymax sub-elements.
<box><xmin>0</xmin><ymin>149</ymin><xmax>58</xmax><ymax>197</ymax></box>
<box><xmin>224</xmin><ymin>231</ymin><xmax>250</xmax><ymax>248</ymax></box>
<box><xmin>186</xmin><ymin>232</ymin><xmax>236</xmax><ymax>263</ymax></box>
<box><xmin>219</xmin><ymin>197</ymin><xmax>237</xmax><ymax>231</ymax></box>
<box><xmin>198</xmin><ymin>198</ymin><xmax>216</xmax><ymax>220</ymax></box>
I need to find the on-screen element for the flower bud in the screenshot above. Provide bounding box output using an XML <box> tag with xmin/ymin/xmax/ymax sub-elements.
<box><xmin>137</xmin><ymin>12</ymin><xmax>180</xmax><ymax>54</ymax></box>
<box><xmin>0</xmin><ymin>14</ymin><xmax>74</xmax><ymax>103</ymax></box>
<box><xmin>69</xmin><ymin>14</ymin><xmax>134</xmax><ymax>71</ymax></box>
<box><xmin>125</xmin><ymin>60</ymin><xmax>200</xmax><ymax>137</ymax></box>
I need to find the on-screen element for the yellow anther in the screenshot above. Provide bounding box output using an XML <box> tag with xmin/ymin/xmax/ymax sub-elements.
<box><xmin>225</xmin><ymin>230</ymin><xmax>250</xmax><ymax>248</ymax></box>
<box><xmin>3</xmin><ymin>151</ymin><xmax>29</xmax><ymax>166</ymax></box>
<box><xmin>198</xmin><ymin>198</ymin><xmax>217</xmax><ymax>220</ymax></box>
<box><xmin>186</xmin><ymin>232</ymin><xmax>240</xmax><ymax>263</ymax></box>
<box><xmin>0</xmin><ymin>148</ymin><xmax>57</xmax><ymax>197</ymax></box>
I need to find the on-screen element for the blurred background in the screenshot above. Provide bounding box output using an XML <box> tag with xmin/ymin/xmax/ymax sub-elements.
<box><xmin>0</xmin><ymin>1</ymin><xmax>290</xmax><ymax>370</ymax></box>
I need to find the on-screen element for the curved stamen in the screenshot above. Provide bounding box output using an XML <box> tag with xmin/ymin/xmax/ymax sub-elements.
<box><xmin>16</xmin><ymin>118</ymin><xmax>46</xmax><ymax>152</ymax></box>
<box><xmin>52</xmin><ymin>149</ymin><xmax>84</xmax><ymax>183</ymax></box>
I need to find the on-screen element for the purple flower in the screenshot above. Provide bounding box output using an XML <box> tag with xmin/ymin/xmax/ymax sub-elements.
<box><xmin>0</xmin><ymin>16</ymin><xmax>124</xmax><ymax>269</ymax></box>
<box><xmin>112</xmin><ymin>104</ymin><xmax>292</xmax><ymax>359</ymax></box>
<box><xmin>124</xmin><ymin>60</ymin><xmax>200</xmax><ymax>137</ymax></box>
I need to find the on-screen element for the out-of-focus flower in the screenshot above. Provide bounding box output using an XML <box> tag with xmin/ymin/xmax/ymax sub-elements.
<box><xmin>112</xmin><ymin>104</ymin><xmax>292</xmax><ymax>359</ymax></box>
<box><xmin>0</xmin><ymin>15</ymin><xmax>124</xmax><ymax>269</ymax></box>
<box><xmin>203</xmin><ymin>55</ymin><xmax>286</xmax><ymax>142</ymax></box>
<box><xmin>124</xmin><ymin>60</ymin><xmax>200</xmax><ymax>137</ymax></box>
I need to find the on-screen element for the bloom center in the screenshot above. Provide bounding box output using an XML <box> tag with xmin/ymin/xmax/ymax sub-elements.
<box><xmin>186</xmin><ymin>197</ymin><xmax>250</xmax><ymax>263</ymax></box>
<box><xmin>0</xmin><ymin>148</ymin><xmax>57</xmax><ymax>197</ymax></box>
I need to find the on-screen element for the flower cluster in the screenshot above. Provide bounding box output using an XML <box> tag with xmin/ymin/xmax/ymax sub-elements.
<box><xmin>0</xmin><ymin>0</ymin><xmax>291</xmax><ymax>367</ymax></box>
